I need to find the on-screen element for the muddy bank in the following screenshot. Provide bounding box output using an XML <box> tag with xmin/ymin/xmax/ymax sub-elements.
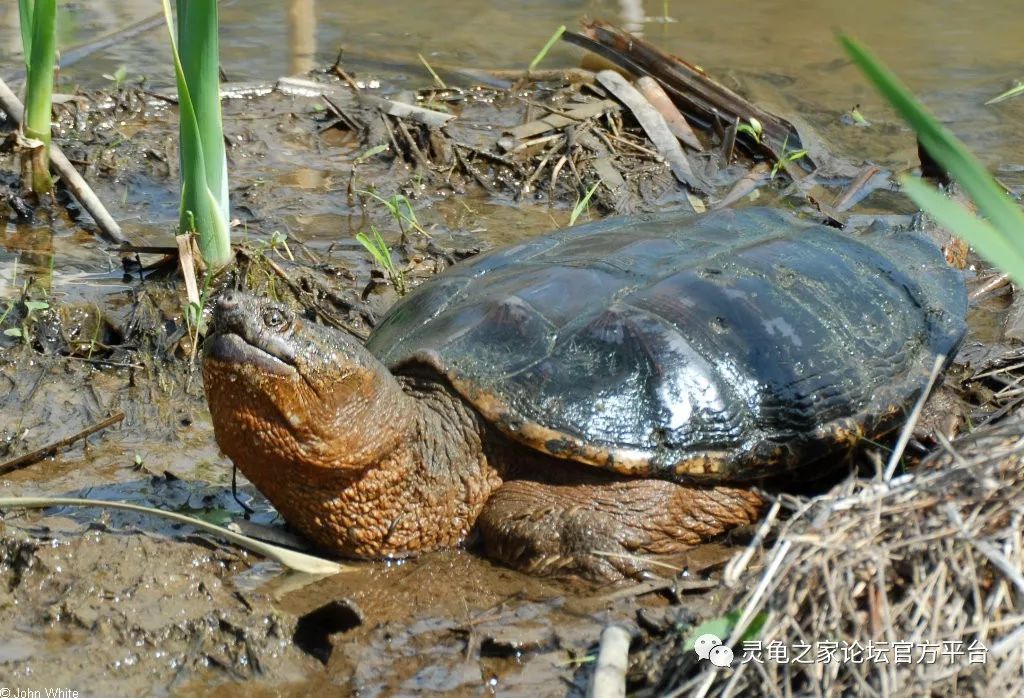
<box><xmin>0</xmin><ymin>483</ymin><xmax>736</xmax><ymax>696</ymax></box>
<box><xmin>0</xmin><ymin>525</ymin><xmax>315</xmax><ymax>694</ymax></box>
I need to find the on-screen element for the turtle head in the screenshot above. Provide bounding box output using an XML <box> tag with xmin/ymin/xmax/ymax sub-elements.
<box><xmin>202</xmin><ymin>291</ymin><xmax>410</xmax><ymax>477</ymax></box>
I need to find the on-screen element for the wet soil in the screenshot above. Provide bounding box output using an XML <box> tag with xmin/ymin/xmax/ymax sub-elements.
<box><xmin>1</xmin><ymin>24</ymin><xmax>1024</xmax><ymax>697</ymax></box>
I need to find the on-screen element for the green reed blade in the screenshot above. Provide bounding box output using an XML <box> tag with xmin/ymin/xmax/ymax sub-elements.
<box><xmin>20</xmin><ymin>0</ymin><xmax>56</xmax><ymax>193</ymax></box>
<box><xmin>161</xmin><ymin>0</ymin><xmax>231</xmax><ymax>267</ymax></box>
<box><xmin>840</xmin><ymin>35</ymin><xmax>1024</xmax><ymax>258</ymax></box>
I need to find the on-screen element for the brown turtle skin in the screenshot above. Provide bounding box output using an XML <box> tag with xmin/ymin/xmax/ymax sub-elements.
<box><xmin>202</xmin><ymin>208</ymin><xmax>966</xmax><ymax>580</ymax></box>
<box><xmin>203</xmin><ymin>292</ymin><xmax>761</xmax><ymax>580</ymax></box>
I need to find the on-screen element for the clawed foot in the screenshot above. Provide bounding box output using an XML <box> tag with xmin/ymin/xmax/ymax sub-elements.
<box><xmin>475</xmin><ymin>476</ymin><xmax>763</xmax><ymax>582</ymax></box>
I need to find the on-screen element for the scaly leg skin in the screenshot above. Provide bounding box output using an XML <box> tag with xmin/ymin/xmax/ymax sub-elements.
<box><xmin>475</xmin><ymin>473</ymin><xmax>764</xmax><ymax>581</ymax></box>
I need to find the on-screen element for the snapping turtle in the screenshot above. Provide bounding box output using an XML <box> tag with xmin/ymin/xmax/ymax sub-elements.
<box><xmin>203</xmin><ymin>207</ymin><xmax>966</xmax><ymax>579</ymax></box>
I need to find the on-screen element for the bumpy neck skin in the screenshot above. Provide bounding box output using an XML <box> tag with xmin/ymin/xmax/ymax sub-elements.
<box><xmin>294</xmin><ymin>376</ymin><xmax>504</xmax><ymax>559</ymax></box>
<box><xmin>202</xmin><ymin>292</ymin><xmax>502</xmax><ymax>559</ymax></box>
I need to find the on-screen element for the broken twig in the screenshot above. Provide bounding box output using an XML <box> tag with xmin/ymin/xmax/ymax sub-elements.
<box><xmin>565</xmin><ymin>21</ymin><xmax>803</xmax><ymax>163</ymax></box>
<box><xmin>505</xmin><ymin>99</ymin><xmax>619</xmax><ymax>143</ymax></box>
<box><xmin>358</xmin><ymin>93</ymin><xmax>454</xmax><ymax>128</ymax></box>
<box><xmin>636</xmin><ymin>76</ymin><xmax>703</xmax><ymax>151</ymax></box>
<box><xmin>883</xmin><ymin>354</ymin><xmax>947</xmax><ymax>481</ymax></box>
<box><xmin>596</xmin><ymin>70</ymin><xmax>705</xmax><ymax>198</ymax></box>
<box><xmin>0</xmin><ymin>412</ymin><xmax>125</xmax><ymax>476</ymax></box>
<box><xmin>0</xmin><ymin>77</ymin><xmax>126</xmax><ymax>244</ymax></box>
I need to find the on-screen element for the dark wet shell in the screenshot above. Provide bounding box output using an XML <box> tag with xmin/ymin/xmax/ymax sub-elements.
<box><xmin>366</xmin><ymin>207</ymin><xmax>967</xmax><ymax>481</ymax></box>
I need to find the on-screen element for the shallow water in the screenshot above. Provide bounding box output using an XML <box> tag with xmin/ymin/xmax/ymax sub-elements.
<box><xmin>0</xmin><ymin>0</ymin><xmax>1021</xmax><ymax>298</ymax></box>
<box><xmin>1</xmin><ymin>0</ymin><xmax>1022</xmax><ymax>165</ymax></box>
<box><xmin>0</xmin><ymin>0</ymin><xmax>1020</xmax><ymax>252</ymax></box>
<box><xmin>0</xmin><ymin>0</ymin><xmax>1019</xmax><ymax>260</ymax></box>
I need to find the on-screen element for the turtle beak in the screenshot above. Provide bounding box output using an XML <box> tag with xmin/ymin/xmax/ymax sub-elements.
<box><xmin>204</xmin><ymin>292</ymin><xmax>298</xmax><ymax>376</ymax></box>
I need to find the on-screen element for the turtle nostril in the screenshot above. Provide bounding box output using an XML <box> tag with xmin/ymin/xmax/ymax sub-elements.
<box><xmin>218</xmin><ymin>292</ymin><xmax>239</xmax><ymax>311</ymax></box>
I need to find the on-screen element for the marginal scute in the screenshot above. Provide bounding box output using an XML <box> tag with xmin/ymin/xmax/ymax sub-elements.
<box><xmin>367</xmin><ymin>207</ymin><xmax>967</xmax><ymax>481</ymax></box>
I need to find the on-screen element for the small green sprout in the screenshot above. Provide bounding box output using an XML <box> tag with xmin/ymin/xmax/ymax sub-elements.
<box><xmin>736</xmin><ymin>117</ymin><xmax>763</xmax><ymax>144</ymax></box>
<box><xmin>356</xmin><ymin>226</ymin><xmax>406</xmax><ymax>295</ymax></box>
<box><xmin>267</xmin><ymin>230</ymin><xmax>294</xmax><ymax>260</ymax></box>
<box><xmin>353</xmin><ymin>144</ymin><xmax>389</xmax><ymax>166</ymax></box>
<box><xmin>569</xmin><ymin>181</ymin><xmax>600</xmax><ymax>226</ymax></box>
<box><xmin>102</xmin><ymin>65</ymin><xmax>128</xmax><ymax>89</ymax></box>
<box><xmin>359</xmin><ymin>189</ymin><xmax>431</xmax><ymax>239</ymax></box>
<box><xmin>682</xmin><ymin>610</ymin><xmax>769</xmax><ymax>652</ymax></box>
<box><xmin>4</xmin><ymin>299</ymin><xmax>49</xmax><ymax>342</ymax></box>
<box><xmin>849</xmin><ymin>104</ymin><xmax>870</xmax><ymax>125</ymax></box>
<box><xmin>770</xmin><ymin>135</ymin><xmax>808</xmax><ymax>179</ymax></box>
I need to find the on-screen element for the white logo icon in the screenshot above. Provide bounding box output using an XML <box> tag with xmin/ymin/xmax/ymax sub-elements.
<box><xmin>708</xmin><ymin>644</ymin><xmax>734</xmax><ymax>667</ymax></box>
<box><xmin>693</xmin><ymin>633</ymin><xmax>734</xmax><ymax>667</ymax></box>
<box><xmin>694</xmin><ymin>633</ymin><xmax>722</xmax><ymax>660</ymax></box>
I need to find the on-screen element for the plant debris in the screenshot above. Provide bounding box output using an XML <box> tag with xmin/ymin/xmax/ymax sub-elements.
<box><xmin>635</xmin><ymin>414</ymin><xmax>1024</xmax><ymax>696</ymax></box>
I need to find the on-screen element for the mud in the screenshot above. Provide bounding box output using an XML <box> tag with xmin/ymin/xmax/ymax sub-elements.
<box><xmin>0</xmin><ymin>524</ymin><xmax>316</xmax><ymax>695</ymax></box>
<box><xmin>1</xmin><ymin>27</ymin><xmax>1022</xmax><ymax>698</ymax></box>
<box><xmin>0</xmin><ymin>451</ymin><xmax>735</xmax><ymax>697</ymax></box>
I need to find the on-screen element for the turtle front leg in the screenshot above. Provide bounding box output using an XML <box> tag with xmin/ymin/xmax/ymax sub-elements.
<box><xmin>474</xmin><ymin>475</ymin><xmax>763</xmax><ymax>581</ymax></box>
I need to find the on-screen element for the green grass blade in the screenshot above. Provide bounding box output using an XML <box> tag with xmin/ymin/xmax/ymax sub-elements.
<box><xmin>986</xmin><ymin>82</ymin><xmax>1024</xmax><ymax>106</ymax></box>
<box><xmin>356</xmin><ymin>226</ymin><xmax>405</xmax><ymax>294</ymax></box>
<box><xmin>569</xmin><ymin>181</ymin><xmax>600</xmax><ymax>225</ymax></box>
<box><xmin>355</xmin><ymin>231</ymin><xmax>386</xmax><ymax>267</ymax></box>
<box><xmin>0</xmin><ymin>496</ymin><xmax>345</xmax><ymax>575</ymax></box>
<box><xmin>901</xmin><ymin>175</ymin><xmax>1024</xmax><ymax>284</ymax></box>
<box><xmin>839</xmin><ymin>35</ymin><xmax>1024</xmax><ymax>253</ymax></box>
<box><xmin>529</xmin><ymin>25</ymin><xmax>566</xmax><ymax>73</ymax></box>
<box><xmin>418</xmin><ymin>52</ymin><xmax>447</xmax><ymax>89</ymax></box>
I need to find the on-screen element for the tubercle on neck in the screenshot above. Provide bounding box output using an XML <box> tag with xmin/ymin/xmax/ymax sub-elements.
<box><xmin>254</xmin><ymin>405</ymin><xmax>501</xmax><ymax>560</ymax></box>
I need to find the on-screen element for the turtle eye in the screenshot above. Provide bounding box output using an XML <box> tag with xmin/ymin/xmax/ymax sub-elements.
<box><xmin>262</xmin><ymin>308</ymin><xmax>289</xmax><ymax>331</ymax></box>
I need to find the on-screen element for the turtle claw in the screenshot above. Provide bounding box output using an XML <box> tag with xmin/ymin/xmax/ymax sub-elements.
<box><xmin>475</xmin><ymin>475</ymin><xmax>762</xmax><ymax>582</ymax></box>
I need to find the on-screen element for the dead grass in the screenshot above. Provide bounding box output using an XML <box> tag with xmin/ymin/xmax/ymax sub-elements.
<box><xmin>656</xmin><ymin>415</ymin><xmax>1024</xmax><ymax>696</ymax></box>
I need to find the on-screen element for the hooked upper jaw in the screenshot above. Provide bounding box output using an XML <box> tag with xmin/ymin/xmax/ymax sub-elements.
<box><xmin>204</xmin><ymin>332</ymin><xmax>297</xmax><ymax>377</ymax></box>
<box><xmin>202</xmin><ymin>289</ymin><xmax>410</xmax><ymax>427</ymax></box>
<box><xmin>203</xmin><ymin>291</ymin><xmax>300</xmax><ymax>377</ymax></box>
